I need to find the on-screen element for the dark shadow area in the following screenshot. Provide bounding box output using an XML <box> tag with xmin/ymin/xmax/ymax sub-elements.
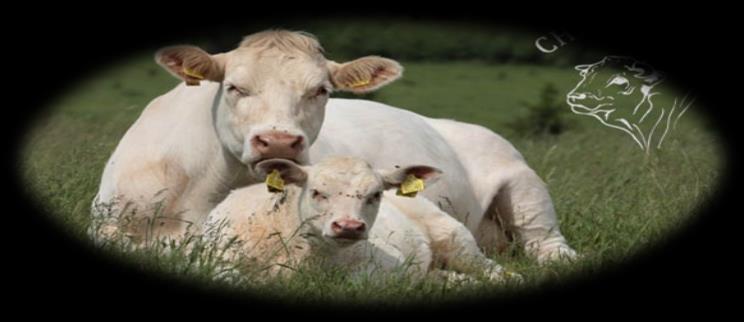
<box><xmin>6</xmin><ymin>5</ymin><xmax>739</xmax><ymax>316</ymax></box>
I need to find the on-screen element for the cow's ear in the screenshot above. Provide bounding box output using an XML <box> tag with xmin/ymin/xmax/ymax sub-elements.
<box><xmin>327</xmin><ymin>56</ymin><xmax>403</xmax><ymax>94</ymax></box>
<box><xmin>155</xmin><ymin>46</ymin><xmax>227</xmax><ymax>86</ymax></box>
<box><xmin>255</xmin><ymin>159</ymin><xmax>308</xmax><ymax>187</ymax></box>
<box><xmin>380</xmin><ymin>165</ymin><xmax>442</xmax><ymax>191</ymax></box>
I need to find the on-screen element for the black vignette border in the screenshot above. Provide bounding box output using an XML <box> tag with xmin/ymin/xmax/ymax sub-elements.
<box><xmin>6</xmin><ymin>4</ymin><xmax>740</xmax><ymax>316</ymax></box>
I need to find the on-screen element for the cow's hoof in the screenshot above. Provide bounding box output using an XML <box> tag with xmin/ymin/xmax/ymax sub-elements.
<box><xmin>537</xmin><ymin>245</ymin><xmax>579</xmax><ymax>265</ymax></box>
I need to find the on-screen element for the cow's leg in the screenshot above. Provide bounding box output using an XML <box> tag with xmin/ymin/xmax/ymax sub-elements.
<box><xmin>96</xmin><ymin>162</ymin><xmax>191</xmax><ymax>245</ymax></box>
<box><xmin>424</xmin><ymin>118</ymin><xmax>576</xmax><ymax>264</ymax></box>
<box><xmin>399</xmin><ymin>203</ymin><xmax>522</xmax><ymax>282</ymax></box>
<box><xmin>475</xmin><ymin>211</ymin><xmax>511</xmax><ymax>256</ymax></box>
<box><xmin>488</xmin><ymin>166</ymin><xmax>577</xmax><ymax>264</ymax></box>
<box><xmin>89</xmin><ymin>193</ymin><xmax>120</xmax><ymax>244</ymax></box>
<box><xmin>434</xmin><ymin>222</ymin><xmax>522</xmax><ymax>282</ymax></box>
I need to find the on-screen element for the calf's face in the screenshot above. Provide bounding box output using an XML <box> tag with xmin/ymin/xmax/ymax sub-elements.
<box><xmin>255</xmin><ymin>157</ymin><xmax>441</xmax><ymax>246</ymax></box>
<box><xmin>155</xmin><ymin>32</ymin><xmax>403</xmax><ymax>171</ymax></box>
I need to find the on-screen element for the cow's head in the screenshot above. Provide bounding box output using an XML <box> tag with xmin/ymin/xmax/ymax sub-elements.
<box><xmin>155</xmin><ymin>30</ymin><xmax>402</xmax><ymax>171</ymax></box>
<box><xmin>566</xmin><ymin>56</ymin><xmax>664</xmax><ymax>133</ymax></box>
<box><xmin>254</xmin><ymin>157</ymin><xmax>441</xmax><ymax>246</ymax></box>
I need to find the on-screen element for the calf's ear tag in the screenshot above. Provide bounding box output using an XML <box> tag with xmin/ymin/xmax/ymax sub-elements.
<box><xmin>266</xmin><ymin>169</ymin><xmax>285</xmax><ymax>193</ymax></box>
<box><xmin>396</xmin><ymin>174</ymin><xmax>425</xmax><ymax>198</ymax></box>
<box><xmin>182</xmin><ymin>67</ymin><xmax>204</xmax><ymax>86</ymax></box>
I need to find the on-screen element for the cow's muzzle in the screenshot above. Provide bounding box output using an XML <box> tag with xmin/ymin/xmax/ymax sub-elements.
<box><xmin>250</xmin><ymin>131</ymin><xmax>305</xmax><ymax>161</ymax></box>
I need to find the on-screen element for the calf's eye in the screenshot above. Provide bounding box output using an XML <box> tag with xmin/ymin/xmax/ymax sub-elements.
<box><xmin>367</xmin><ymin>191</ymin><xmax>383</xmax><ymax>204</ymax></box>
<box><xmin>311</xmin><ymin>189</ymin><xmax>327</xmax><ymax>201</ymax></box>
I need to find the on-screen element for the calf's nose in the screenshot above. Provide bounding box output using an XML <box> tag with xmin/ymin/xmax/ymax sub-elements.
<box><xmin>251</xmin><ymin>131</ymin><xmax>304</xmax><ymax>159</ymax></box>
<box><xmin>331</xmin><ymin>219</ymin><xmax>366</xmax><ymax>239</ymax></box>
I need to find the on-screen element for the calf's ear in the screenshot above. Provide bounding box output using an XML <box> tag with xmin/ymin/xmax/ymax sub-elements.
<box><xmin>155</xmin><ymin>45</ymin><xmax>227</xmax><ymax>86</ymax></box>
<box><xmin>255</xmin><ymin>159</ymin><xmax>308</xmax><ymax>186</ymax></box>
<box><xmin>327</xmin><ymin>56</ymin><xmax>403</xmax><ymax>94</ymax></box>
<box><xmin>380</xmin><ymin>165</ymin><xmax>442</xmax><ymax>191</ymax></box>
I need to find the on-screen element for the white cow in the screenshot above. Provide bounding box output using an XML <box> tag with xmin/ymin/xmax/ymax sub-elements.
<box><xmin>93</xmin><ymin>30</ymin><xmax>576</xmax><ymax>263</ymax></box>
<box><xmin>204</xmin><ymin>156</ymin><xmax>518</xmax><ymax>282</ymax></box>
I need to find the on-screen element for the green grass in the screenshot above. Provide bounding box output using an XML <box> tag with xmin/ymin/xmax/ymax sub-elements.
<box><xmin>20</xmin><ymin>52</ymin><xmax>723</xmax><ymax>306</ymax></box>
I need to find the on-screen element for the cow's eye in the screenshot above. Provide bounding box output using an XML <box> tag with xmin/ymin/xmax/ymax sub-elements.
<box><xmin>227</xmin><ymin>84</ymin><xmax>249</xmax><ymax>97</ymax></box>
<box><xmin>311</xmin><ymin>189</ymin><xmax>328</xmax><ymax>201</ymax></box>
<box><xmin>313</xmin><ymin>86</ymin><xmax>329</xmax><ymax>98</ymax></box>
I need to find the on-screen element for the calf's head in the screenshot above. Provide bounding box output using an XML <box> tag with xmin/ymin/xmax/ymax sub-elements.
<box><xmin>255</xmin><ymin>157</ymin><xmax>441</xmax><ymax>245</ymax></box>
<box><xmin>155</xmin><ymin>30</ymin><xmax>403</xmax><ymax>169</ymax></box>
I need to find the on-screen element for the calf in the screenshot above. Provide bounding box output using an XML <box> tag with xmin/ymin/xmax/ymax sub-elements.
<box><xmin>204</xmin><ymin>156</ymin><xmax>517</xmax><ymax>282</ymax></box>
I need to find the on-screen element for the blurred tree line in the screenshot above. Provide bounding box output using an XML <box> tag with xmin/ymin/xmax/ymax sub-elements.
<box><xmin>187</xmin><ymin>18</ymin><xmax>601</xmax><ymax>67</ymax></box>
<box><xmin>507</xmin><ymin>83</ymin><xmax>578</xmax><ymax>137</ymax></box>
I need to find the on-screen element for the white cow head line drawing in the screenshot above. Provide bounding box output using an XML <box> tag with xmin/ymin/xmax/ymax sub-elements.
<box><xmin>566</xmin><ymin>56</ymin><xmax>693</xmax><ymax>152</ymax></box>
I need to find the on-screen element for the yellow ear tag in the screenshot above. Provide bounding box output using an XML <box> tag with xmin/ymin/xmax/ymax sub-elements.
<box><xmin>396</xmin><ymin>174</ymin><xmax>425</xmax><ymax>198</ymax></box>
<box><xmin>182</xmin><ymin>67</ymin><xmax>205</xmax><ymax>80</ymax></box>
<box><xmin>182</xmin><ymin>67</ymin><xmax>204</xmax><ymax>86</ymax></box>
<box><xmin>348</xmin><ymin>79</ymin><xmax>370</xmax><ymax>88</ymax></box>
<box><xmin>265</xmin><ymin>169</ymin><xmax>285</xmax><ymax>193</ymax></box>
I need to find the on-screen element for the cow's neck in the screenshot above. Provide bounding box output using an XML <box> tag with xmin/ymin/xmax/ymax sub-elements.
<box><xmin>205</xmin><ymin>84</ymin><xmax>257</xmax><ymax>197</ymax></box>
<box><xmin>211</xmin><ymin>83</ymin><xmax>247</xmax><ymax>164</ymax></box>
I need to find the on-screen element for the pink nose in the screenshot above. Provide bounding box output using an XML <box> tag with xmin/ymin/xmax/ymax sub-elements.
<box><xmin>331</xmin><ymin>219</ymin><xmax>366</xmax><ymax>239</ymax></box>
<box><xmin>251</xmin><ymin>131</ymin><xmax>304</xmax><ymax>159</ymax></box>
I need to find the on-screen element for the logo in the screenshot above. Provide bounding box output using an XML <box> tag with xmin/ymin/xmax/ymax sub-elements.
<box><xmin>566</xmin><ymin>56</ymin><xmax>693</xmax><ymax>152</ymax></box>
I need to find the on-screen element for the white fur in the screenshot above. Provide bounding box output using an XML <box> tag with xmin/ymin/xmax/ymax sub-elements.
<box><xmin>204</xmin><ymin>157</ymin><xmax>514</xmax><ymax>281</ymax></box>
<box><xmin>94</xmin><ymin>90</ymin><xmax>576</xmax><ymax>262</ymax></box>
<box><xmin>93</xmin><ymin>31</ymin><xmax>576</xmax><ymax>263</ymax></box>
<box><xmin>310</xmin><ymin>100</ymin><xmax>576</xmax><ymax>262</ymax></box>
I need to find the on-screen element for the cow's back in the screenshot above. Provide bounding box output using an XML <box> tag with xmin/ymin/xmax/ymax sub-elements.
<box><xmin>423</xmin><ymin>117</ymin><xmax>530</xmax><ymax>210</ymax></box>
<box><xmin>310</xmin><ymin>99</ymin><xmax>485</xmax><ymax>230</ymax></box>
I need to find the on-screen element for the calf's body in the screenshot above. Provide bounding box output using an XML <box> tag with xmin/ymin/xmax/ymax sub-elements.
<box><xmin>204</xmin><ymin>157</ymin><xmax>511</xmax><ymax>280</ymax></box>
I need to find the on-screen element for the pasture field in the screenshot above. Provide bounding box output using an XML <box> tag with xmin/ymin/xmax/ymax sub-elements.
<box><xmin>20</xmin><ymin>52</ymin><xmax>722</xmax><ymax>306</ymax></box>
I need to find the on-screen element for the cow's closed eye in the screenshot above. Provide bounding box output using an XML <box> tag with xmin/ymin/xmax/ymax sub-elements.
<box><xmin>307</xmin><ymin>86</ymin><xmax>330</xmax><ymax>99</ymax></box>
<box><xmin>226</xmin><ymin>84</ymin><xmax>250</xmax><ymax>97</ymax></box>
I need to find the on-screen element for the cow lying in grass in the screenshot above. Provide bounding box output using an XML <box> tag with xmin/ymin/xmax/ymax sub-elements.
<box><xmin>94</xmin><ymin>29</ymin><xmax>576</xmax><ymax>264</ymax></box>
<box><xmin>204</xmin><ymin>156</ymin><xmax>520</xmax><ymax>282</ymax></box>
